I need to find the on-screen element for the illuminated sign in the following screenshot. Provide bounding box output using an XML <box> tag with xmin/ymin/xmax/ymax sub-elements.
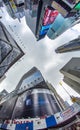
<box><xmin>43</xmin><ymin>7</ymin><xmax>58</xmax><ymax>26</ymax></box>
<box><xmin>39</xmin><ymin>24</ymin><xmax>51</xmax><ymax>35</ymax></box>
<box><xmin>74</xmin><ymin>2</ymin><xmax>80</xmax><ymax>10</ymax></box>
<box><xmin>51</xmin><ymin>1</ymin><xmax>68</xmax><ymax>17</ymax></box>
<box><xmin>40</xmin><ymin>6</ymin><xmax>58</xmax><ymax>36</ymax></box>
<box><xmin>60</xmin><ymin>106</ymin><xmax>74</xmax><ymax>119</ymax></box>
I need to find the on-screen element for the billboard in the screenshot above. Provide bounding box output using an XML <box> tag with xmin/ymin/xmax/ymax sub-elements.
<box><xmin>51</xmin><ymin>1</ymin><xmax>68</xmax><ymax>17</ymax></box>
<box><xmin>42</xmin><ymin>7</ymin><xmax>58</xmax><ymax>26</ymax></box>
<box><xmin>53</xmin><ymin>0</ymin><xmax>71</xmax><ymax>12</ymax></box>
<box><xmin>39</xmin><ymin>6</ymin><xmax>58</xmax><ymax>36</ymax></box>
<box><xmin>54</xmin><ymin>103</ymin><xmax>80</xmax><ymax>124</ymax></box>
<box><xmin>47</xmin><ymin>13</ymin><xmax>75</xmax><ymax>39</ymax></box>
<box><xmin>74</xmin><ymin>2</ymin><xmax>80</xmax><ymax>10</ymax></box>
<box><xmin>12</xmin><ymin>89</ymin><xmax>60</xmax><ymax>119</ymax></box>
<box><xmin>39</xmin><ymin>24</ymin><xmax>51</xmax><ymax>35</ymax></box>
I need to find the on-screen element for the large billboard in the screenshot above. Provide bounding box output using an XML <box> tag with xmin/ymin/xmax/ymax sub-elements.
<box><xmin>39</xmin><ymin>6</ymin><xmax>58</xmax><ymax>36</ymax></box>
<box><xmin>12</xmin><ymin>89</ymin><xmax>60</xmax><ymax>119</ymax></box>
<box><xmin>74</xmin><ymin>2</ymin><xmax>80</xmax><ymax>10</ymax></box>
<box><xmin>52</xmin><ymin>0</ymin><xmax>71</xmax><ymax>12</ymax></box>
<box><xmin>51</xmin><ymin>1</ymin><xmax>68</xmax><ymax>17</ymax></box>
<box><xmin>42</xmin><ymin>7</ymin><xmax>58</xmax><ymax>26</ymax></box>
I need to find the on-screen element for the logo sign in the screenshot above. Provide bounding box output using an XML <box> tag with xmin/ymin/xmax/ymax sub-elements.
<box><xmin>60</xmin><ymin>106</ymin><xmax>74</xmax><ymax>119</ymax></box>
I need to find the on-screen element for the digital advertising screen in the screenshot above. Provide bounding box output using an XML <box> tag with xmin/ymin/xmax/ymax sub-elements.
<box><xmin>51</xmin><ymin>1</ymin><xmax>68</xmax><ymax>17</ymax></box>
<box><xmin>42</xmin><ymin>7</ymin><xmax>58</xmax><ymax>26</ymax></box>
<box><xmin>39</xmin><ymin>28</ymin><xmax>49</xmax><ymax>35</ymax></box>
<box><xmin>74</xmin><ymin>2</ymin><xmax>80</xmax><ymax>10</ymax></box>
<box><xmin>39</xmin><ymin>24</ymin><xmax>51</xmax><ymax>35</ymax></box>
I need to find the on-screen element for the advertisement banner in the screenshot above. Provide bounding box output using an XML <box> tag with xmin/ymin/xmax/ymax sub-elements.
<box><xmin>51</xmin><ymin>1</ymin><xmax>68</xmax><ymax>17</ymax></box>
<box><xmin>15</xmin><ymin>122</ymin><xmax>33</xmax><ymax>130</ymax></box>
<box><xmin>54</xmin><ymin>103</ymin><xmax>80</xmax><ymax>124</ymax></box>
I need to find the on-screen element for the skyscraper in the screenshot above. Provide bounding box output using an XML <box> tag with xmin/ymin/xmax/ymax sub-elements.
<box><xmin>46</xmin><ymin>81</ymin><xmax>69</xmax><ymax>110</ymax></box>
<box><xmin>3</xmin><ymin>0</ymin><xmax>25</xmax><ymax>20</ymax></box>
<box><xmin>0</xmin><ymin>67</ymin><xmax>65</xmax><ymax>120</ymax></box>
<box><xmin>55</xmin><ymin>36</ymin><xmax>80</xmax><ymax>53</ymax></box>
<box><xmin>0</xmin><ymin>67</ymin><xmax>80</xmax><ymax>129</ymax></box>
<box><xmin>47</xmin><ymin>13</ymin><xmax>79</xmax><ymax>40</ymax></box>
<box><xmin>60</xmin><ymin>57</ymin><xmax>80</xmax><ymax>95</ymax></box>
<box><xmin>0</xmin><ymin>89</ymin><xmax>8</xmax><ymax>101</ymax></box>
<box><xmin>0</xmin><ymin>21</ymin><xmax>24</xmax><ymax>80</ymax></box>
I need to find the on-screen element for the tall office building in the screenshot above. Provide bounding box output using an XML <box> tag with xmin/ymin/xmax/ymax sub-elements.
<box><xmin>24</xmin><ymin>0</ymin><xmax>80</xmax><ymax>40</ymax></box>
<box><xmin>0</xmin><ymin>67</ymin><xmax>80</xmax><ymax>130</ymax></box>
<box><xmin>46</xmin><ymin>81</ymin><xmax>69</xmax><ymax>110</ymax></box>
<box><xmin>35</xmin><ymin>0</ymin><xmax>79</xmax><ymax>40</ymax></box>
<box><xmin>0</xmin><ymin>21</ymin><xmax>24</xmax><ymax>80</ymax></box>
<box><xmin>0</xmin><ymin>67</ymin><xmax>65</xmax><ymax>120</ymax></box>
<box><xmin>24</xmin><ymin>0</ymin><xmax>38</xmax><ymax>34</ymax></box>
<box><xmin>47</xmin><ymin>13</ymin><xmax>79</xmax><ymax>40</ymax></box>
<box><xmin>60</xmin><ymin>57</ymin><xmax>80</xmax><ymax>95</ymax></box>
<box><xmin>55</xmin><ymin>36</ymin><xmax>80</xmax><ymax>53</ymax></box>
<box><xmin>47</xmin><ymin>1</ymin><xmax>80</xmax><ymax>40</ymax></box>
<box><xmin>3</xmin><ymin>0</ymin><xmax>25</xmax><ymax>20</ymax></box>
<box><xmin>24</xmin><ymin>0</ymin><xmax>59</xmax><ymax>40</ymax></box>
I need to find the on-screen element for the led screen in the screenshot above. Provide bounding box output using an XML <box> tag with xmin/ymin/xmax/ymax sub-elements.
<box><xmin>74</xmin><ymin>2</ymin><xmax>80</xmax><ymax>10</ymax></box>
<box><xmin>51</xmin><ymin>1</ymin><xmax>68</xmax><ymax>17</ymax></box>
<box><xmin>54</xmin><ymin>0</ymin><xmax>71</xmax><ymax>12</ymax></box>
<box><xmin>50</xmin><ymin>13</ymin><xmax>65</xmax><ymax>31</ymax></box>
<box><xmin>43</xmin><ymin>7</ymin><xmax>58</xmax><ymax>26</ymax></box>
<box><xmin>20</xmin><ymin>70</ymin><xmax>44</xmax><ymax>90</ymax></box>
<box><xmin>39</xmin><ymin>24</ymin><xmax>51</xmax><ymax>35</ymax></box>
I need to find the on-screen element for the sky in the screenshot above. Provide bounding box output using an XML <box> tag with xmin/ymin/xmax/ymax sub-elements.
<box><xmin>0</xmin><ymin>6</ymin><xmax>80</xmax><ymax>104</ymax></box>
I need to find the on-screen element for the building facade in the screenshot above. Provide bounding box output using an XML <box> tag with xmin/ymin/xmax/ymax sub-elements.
<box><xmin>3</xmin><ymin>0</ymin><xmax>25</xmax><ymax>20</ymax></box>
<box><xmin>60</xmin><ymin>57</ymin><xmax>80</xmax><ymax>95</ymax></box>
<box><xmin>0</xmin><ymin>21</ymin><xmax>24</xmax><ymax>80</ymax></box>
<box><xmin>0</xmin><ymin>67</ymin><xmax>80</xmax><ymax>129</ymax></box>
<box><xmin>0</xmin><ymin>67</ymin><xmax>65</xmax><ymax>120</ymax></box>
<box><xmin>47</xmin><ymin>13</ymin><xmax>79</xmax><ymax>40</ymax></box>
<box><xmin>46</xmin><ymin>81</ymin><xmax>69</xmax><ymax>110</ymax></box>
<box><xmin>55</xmin><ymin>36</ymin><xmax>80</xmax><ymax>53</ymax></box>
